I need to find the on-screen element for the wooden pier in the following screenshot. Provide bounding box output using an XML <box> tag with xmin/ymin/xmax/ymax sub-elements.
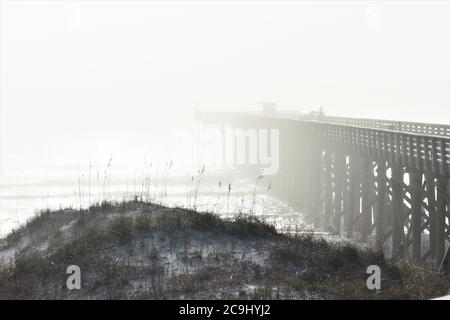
<box><xmin>196</xmin><ymin>111</ymin><xmax>450</xmax><ymax>268</ymax></box>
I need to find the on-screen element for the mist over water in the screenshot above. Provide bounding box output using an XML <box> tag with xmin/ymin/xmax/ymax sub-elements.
<box><xmin>0</xmin><ymin>161</ymin><xmax>305</xmax><ymax>237</ymax></box>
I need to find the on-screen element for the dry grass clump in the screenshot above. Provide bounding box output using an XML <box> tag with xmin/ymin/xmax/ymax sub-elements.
<box><xmin>0</xmin><ymin>200</ymin><xmax>449</xmax><ymax>300</ymax></box>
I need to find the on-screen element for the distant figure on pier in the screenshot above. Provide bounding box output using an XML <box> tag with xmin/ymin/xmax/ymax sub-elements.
<box><xmin>318</xmin><ymin>107</ymin><xmax>325</xmax><ymax>121</ymax></box>
<box><xmin>305</xmin><ymin>107</ymin><xmax>325</xmax><ymax>121</ymax></box>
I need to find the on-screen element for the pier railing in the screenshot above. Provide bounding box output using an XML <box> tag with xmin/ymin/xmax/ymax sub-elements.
<box><xmin>196</xmin><ymin>111</ymin><xmax>450</xmax><ymax>268</ymax></box>
<box><xmin>323</xmin><ymin>115</ymin><xmax>450</xmax><ymax>137</ymax></box>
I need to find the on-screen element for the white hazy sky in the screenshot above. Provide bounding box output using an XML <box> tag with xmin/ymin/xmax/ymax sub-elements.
<box><xmin>0</xmin><ymin>1</ymin><xmax>449</xmax><ymax>172</ymax></box>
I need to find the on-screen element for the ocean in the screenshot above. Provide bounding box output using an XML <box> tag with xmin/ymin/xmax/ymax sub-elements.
<box><xmin>0</xmin><ymin>163</ymin><xmax>306</xmax><ymax>238</ymax></box>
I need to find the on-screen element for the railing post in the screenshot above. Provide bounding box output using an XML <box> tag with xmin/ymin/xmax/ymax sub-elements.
<box><xmin>376</xmin><ymin>161</ymin><xmax>387</xmax><ymax>250</ymax></box>
<box><xmin>425</xmin><ymin>173</ymin><xmax>437</xmax><ymax>261</ymax></box>
<box><xmin>410</xmin><ymin>170</ymin><xmax>423</xmax><ymax>262</ymax></box>
<box><xmin>333</xmin><ymin>151</ymin><xmax>346</xmax><ymax>235</ymax></box>
<box><xmin>345</xmin><ymin>155</ymin><xmax>359</xmax><ymax>238</ymax></box>
<box><xmin>391</xmin><ymin>164</ymin><xmax>404</xmax><ymax>259</ymax></box>
<box><xmin>435</xmin><ymin>177</ymin><xmax>447</xmax><ymax>268</ymax></box>
<box><xmin>361</xmin><ymin>159</ymin><xmax>372</xmax><ymax>241</ymax></box>
<box><xmin>301</xmin><ymin>132</ymin><xmax>313</xmax><ymax>211</ymax></box>
<box><xmin>287</xmin><ymin>129</ymin><xmax>296</xmax><ymax>206</ymax></box>
<box><xmin>323</xmin><ymin>151</ymin><xmax>333</xmax><ymax>231</ymax></box>
<box><xmin>310</xmin><ymin>145</ymin><xmax>323</xmax><ymax>226</ymax></box>
<box><xmin>295</xmin><ymin>129</ymin><xmax>306</xmax><ymax>208</ymax></box>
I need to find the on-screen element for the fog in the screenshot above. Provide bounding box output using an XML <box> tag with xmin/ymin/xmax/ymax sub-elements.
<box><xmin>1</xmin><ymin>1</ymin><xmax>450</xmax><ymax>298</ymax></box>
<box><xmin>1</xmin><ymin>1</ymin><xmax>449</xmax><ymax>173</ymax></box>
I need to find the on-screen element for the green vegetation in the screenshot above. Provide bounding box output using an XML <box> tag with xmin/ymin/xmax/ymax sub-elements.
<box><xmin>0</xmin><ymin>200</ymin><xmax>448</xmax><ymax>299</ymax></box>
